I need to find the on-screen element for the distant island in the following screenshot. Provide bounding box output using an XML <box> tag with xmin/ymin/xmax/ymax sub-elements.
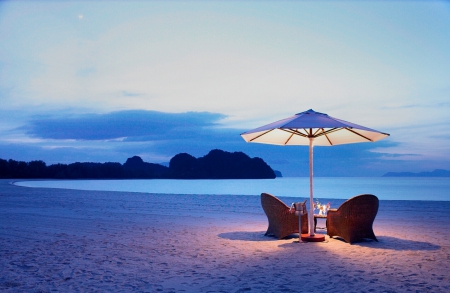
<box><xmin>273</xmin><ymin>170</ymin><xmax>283</xmax><ymax>178</ymax></box>
<box><xmin>0</xmin><ymin>149</ymin><xmax>277</xmax><ymax>179</ymax></box>
<box><xmin>382</xmin><ymin>169</ymin><xmax>450</xmax><ymax>177</ymax></box>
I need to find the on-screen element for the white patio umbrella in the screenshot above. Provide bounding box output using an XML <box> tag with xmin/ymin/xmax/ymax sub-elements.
<box><xmin>240</xmin><ymin>109</ymin><xmax>389</xmax><ymax>241</ymax></box>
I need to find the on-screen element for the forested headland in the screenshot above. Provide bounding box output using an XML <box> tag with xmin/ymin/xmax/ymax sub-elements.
<box><xmin>0</xmin><ymin>149</ymin><xmax>277</xmax><ymax>179</ymax></box>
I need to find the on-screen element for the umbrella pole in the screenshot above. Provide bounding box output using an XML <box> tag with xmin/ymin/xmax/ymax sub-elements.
<box><xmin>309</xmin><ymin>137</ymin><xmax>315</xmax><ymax>236</ymax></box>
<box><xmin>300</xmin><ymin>137</ymin><xmax>324</xmax><ymax>242</ymax></box>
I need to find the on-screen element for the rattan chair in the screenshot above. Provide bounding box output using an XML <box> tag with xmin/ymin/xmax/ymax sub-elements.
<box><xmin>327</xmin><ymin>194</ymin><xmax>379</xmax><ymax>244</ymax></box>
<box><xmin>261</xmin><ymin>193</ymin><xmax>308</xmax><ymax>239</ymax></box>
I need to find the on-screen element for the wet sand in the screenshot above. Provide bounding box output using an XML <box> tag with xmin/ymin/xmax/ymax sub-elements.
<box><xmin>1</xmin><ymin>180</ymin><xmax>449</xmax><ymax>292</ymax></box>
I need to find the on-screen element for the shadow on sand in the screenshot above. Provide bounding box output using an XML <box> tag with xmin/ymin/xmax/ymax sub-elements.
<box><xmin>218</xmin><ymin>231</ymin><xmax>297</xmax><ymax>242</ymax></box>
<box><xmin>218</xmin><ymin>232</ymin><xmax>441</xmax><ymax>251</ymax></box>
<box><xmin>278</xmin><ymin>235</ymin><xmax>440</xmax><ymax>251</ymax></box>
<box><xmin>354</xmin><ymin>235</ymin><xmax>441</xmax><ymax>251</ymax></box>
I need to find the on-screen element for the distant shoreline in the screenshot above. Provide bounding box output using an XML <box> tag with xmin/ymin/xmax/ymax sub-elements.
<box><xmin>383</xmin><ymin>169</ymin><xmax>450</xmax><ymax>177</ymax></box>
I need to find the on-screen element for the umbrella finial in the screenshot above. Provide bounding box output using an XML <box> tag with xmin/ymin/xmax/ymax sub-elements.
<box><xmin>296</xmin><ymin>109</ymin><xmax>329</xmax><ymax>117</ymax></box>
<box><xmin>297</xmin><ymin>109</ymin><xmax>315</xmax><ymax>115</ymax></box>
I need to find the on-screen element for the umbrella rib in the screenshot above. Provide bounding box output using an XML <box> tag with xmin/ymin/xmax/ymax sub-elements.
<box><xmin>284</xmin><ymin>132</ymin><xmax>295</xmax><ymax>145</ymax></box>
<box><xmin>281</xmin><ymin>128</ymin><xmax>309</xmax><ymax>138</ymax></box>
<box><xmin>314</xmin><ymin>127</ymin><xmax>341</xmax><ymax>137</ymax></box>
<box><xmin>313</xmin><ymin>128</ymin><xmax>323</xmax><ymax>136</ymax></box>
<box><xmin>302</xmin><ymin>128</ymin><xmax>313</xmax><ymax>137</ymax></box>
<box><xmin>248</xmin><ymin>129</ymin><xmax>275</xmax><ymax>142</ymax></box>
<box><xmin>323</xmin><ymin>129</ymin><xmax>333</xmax><ymax>145</ymax></box>
<box><xmin>247</xmin><ymin>126</ymin><xmax>376</xmax><ymax>143</ymax></box>
<box><xmin>345</xmin><ymin>128</ymin><xmax>373</xmax><ymax>142</ymax></box>
<box><xmin>310</xmin><ymin>128</ymin><xmax>335</xmax><ymax>145</ymax></box>
<box><xmin>298</xmin><ymin>129</ymin><xmax>309</xmax><ymax>137</ymax></box>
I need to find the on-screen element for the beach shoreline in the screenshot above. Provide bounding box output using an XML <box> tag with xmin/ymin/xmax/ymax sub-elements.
<box><xmin>12</xmin><ymin>177</ymin><xmax>450</xmax><ymax>202</ymax></box>
<box><xmin>1</xmin><ymin>179</ymin><xmax>449</xmax><ymax>292</ymax></box>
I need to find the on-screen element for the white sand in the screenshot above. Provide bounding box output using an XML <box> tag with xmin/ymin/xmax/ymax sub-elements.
<box><xmin>1</xmin><ymin>180</ymin><xmax>449</xmax><ymax>292</ymax></box>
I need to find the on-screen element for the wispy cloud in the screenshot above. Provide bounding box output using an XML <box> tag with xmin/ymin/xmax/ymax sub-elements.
<box><xmin>76</xmin><ymin>67</ymin><xmax>96</xmax><ymax>77</ymax></box>
<box><xmin>22</xmin><ymin>110</ymin><xmax>228</xmax><ymax>141</ymax></box>
<box><xmin>122</xmin><ymin>91</ymin><xmax>144</xmax><ymax>97</ymax></box>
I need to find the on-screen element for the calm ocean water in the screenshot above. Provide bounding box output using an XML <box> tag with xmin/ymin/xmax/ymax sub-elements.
<box><xmin>14</xmin><ymin>177</ymin><xmax>450</xmax><ymax>201</ymax></box>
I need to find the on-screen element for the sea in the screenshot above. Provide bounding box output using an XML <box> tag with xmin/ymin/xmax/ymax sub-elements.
<box><xmin>14</xmin><ymin>177</ymin><xmax>450</xmax><ymax>202</ymax></box>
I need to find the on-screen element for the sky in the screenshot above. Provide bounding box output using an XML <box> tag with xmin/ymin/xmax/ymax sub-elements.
<box><xmin>0</xmin><ymin>0</ymin><xmax>449</xmax><ymax>177</ymax></box>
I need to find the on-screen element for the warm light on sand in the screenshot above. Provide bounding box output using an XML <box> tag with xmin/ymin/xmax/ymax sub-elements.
<box><xmin>1</xmin><ymin>181</ymin><xmax>449</xmax><ymax>292</ymax></box>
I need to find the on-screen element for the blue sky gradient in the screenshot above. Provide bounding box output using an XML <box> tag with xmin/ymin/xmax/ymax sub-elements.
<box><xmin>0</xmin><ymin>1</ymin><xmax>449</xmax><ymax>176</ymax></box>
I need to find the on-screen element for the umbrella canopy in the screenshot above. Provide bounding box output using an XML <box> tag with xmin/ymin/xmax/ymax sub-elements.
<box><xmin>241</xmin><ymin>109</ymin><xmax>389</xmax><ymax>146</ymax></box>
<box><xmin>241</xmin><ymin>109</ymin><xmax>389</xmax><ymax>240</ymax></box>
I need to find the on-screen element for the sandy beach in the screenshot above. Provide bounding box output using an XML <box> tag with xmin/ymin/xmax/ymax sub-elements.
<box><xmin>1</xmin><ymin>179</ymin><xmax>449</xmax><ymax>292</ymax></box>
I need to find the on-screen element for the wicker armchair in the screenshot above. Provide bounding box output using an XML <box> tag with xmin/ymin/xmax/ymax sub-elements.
<box><xmin>327</xmin><ymin>194</ymin><xmax>379</xmax><ymax>244</ymax></box>
<box><xmin>261</xmin><ymin>193</ymin><xmax>308</xmax><ymax>239</ymax></box>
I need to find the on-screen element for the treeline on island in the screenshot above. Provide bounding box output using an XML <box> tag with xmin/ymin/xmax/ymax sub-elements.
<box><xmin>0</xmin><ymin>149</ymin><xmax>276</xmax><ymax>179</ymax></box>
<box><xmin>382</xmin><ymin>169</ymin><xmax>450</xmax><ymax>177</ymax></box>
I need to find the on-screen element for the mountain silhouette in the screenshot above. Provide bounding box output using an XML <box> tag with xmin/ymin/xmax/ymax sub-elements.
<box><xmin>0</xmin><ymin>149</ymin><xmax>276</xmax><ymax>179</ymax></box>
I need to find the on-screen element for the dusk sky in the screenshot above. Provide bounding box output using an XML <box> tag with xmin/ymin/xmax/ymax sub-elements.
<box><xmin>1</xmin><ymin>1</ymin><xmax>449</xmax><ymax>176</ymax></box>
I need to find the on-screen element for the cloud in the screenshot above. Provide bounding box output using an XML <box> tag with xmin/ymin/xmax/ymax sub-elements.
<box><xmin>22</xmin><ymin>110</ymin><xmax>228</xmax><ymax>141</ymax></box>
<box><xmin>76</xmin><ymin>67</ymin><xmax>96</xmax><ymax>77</ymax></box>
<box><xmin>122</xmin><ymin>91</ymin><xmax>143</xmax><ymax>97</ymax></box>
